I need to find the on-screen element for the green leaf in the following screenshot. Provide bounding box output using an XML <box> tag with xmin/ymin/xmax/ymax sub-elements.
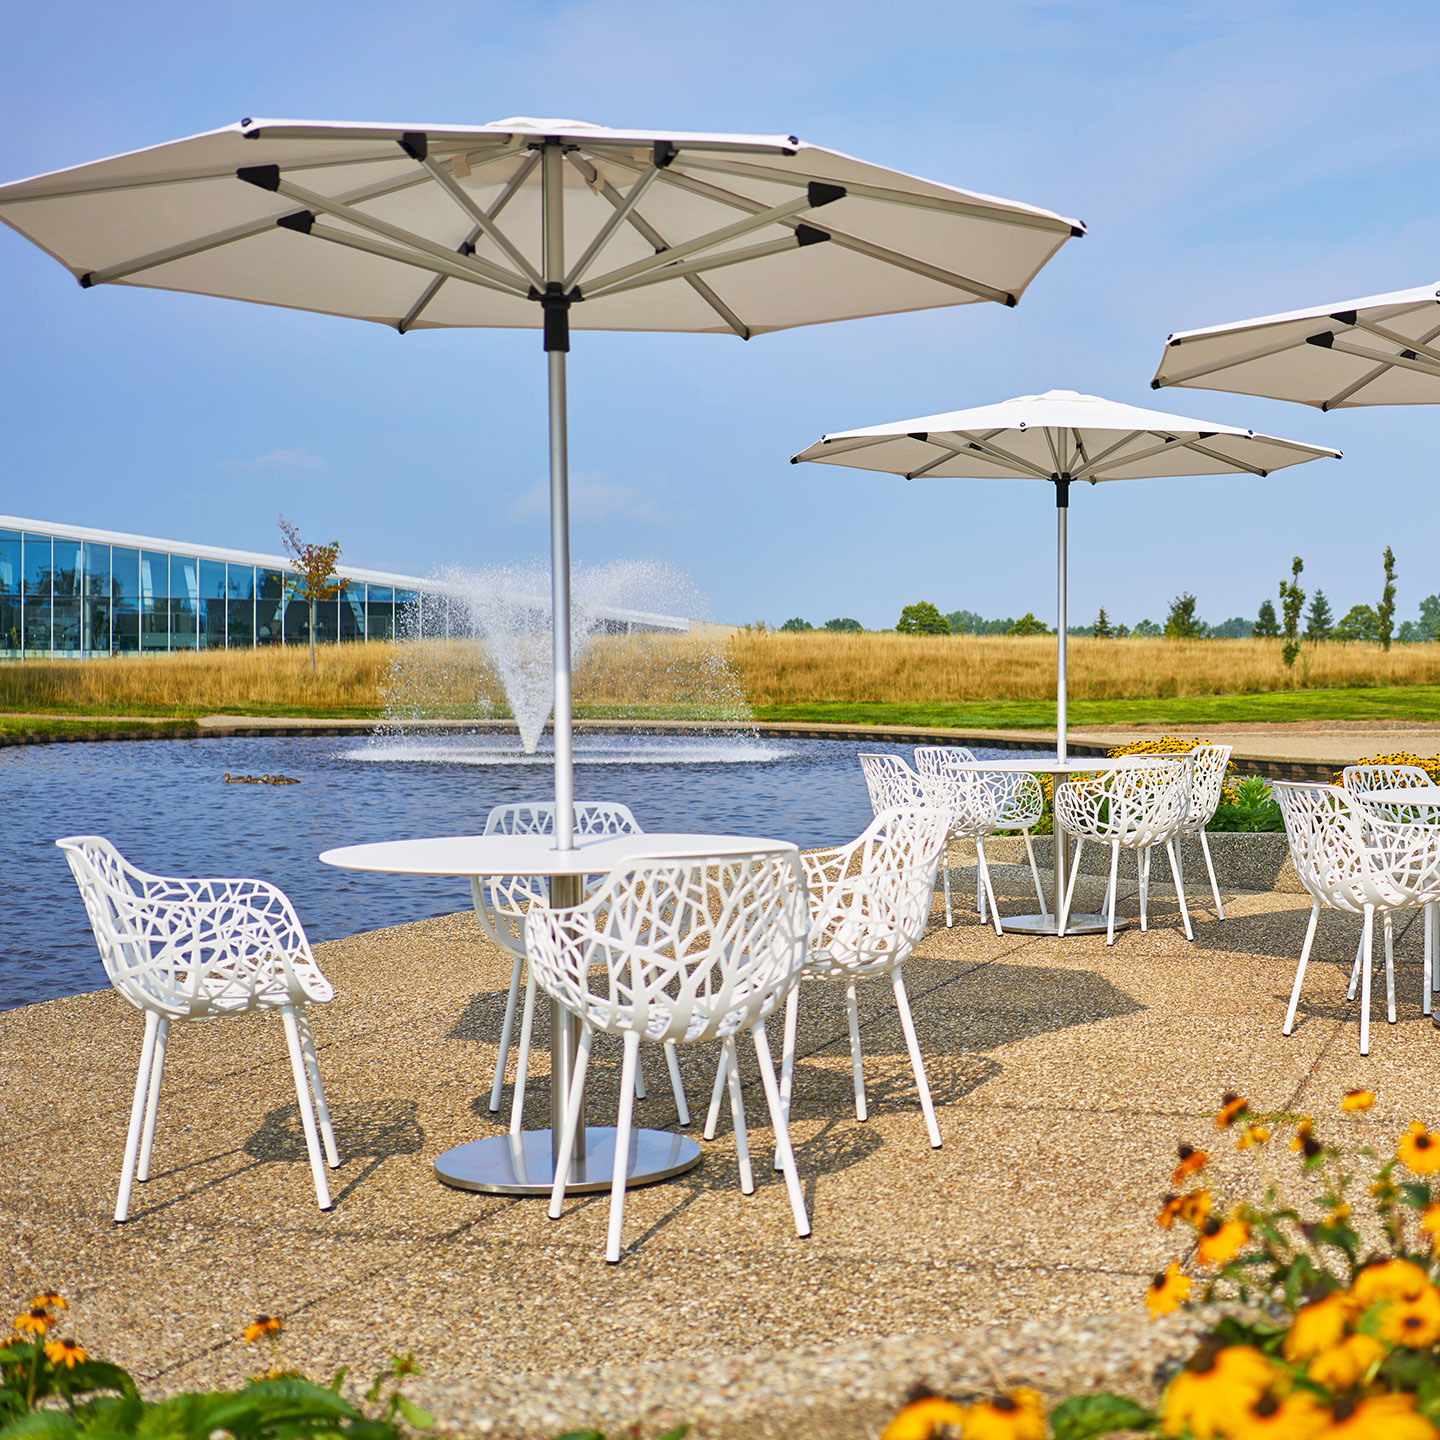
<box><xmin>1049</xmin><ymin>1394</ymin><xmax>1157</xmax><ymax>1440</ymax></box>
<box><xmin>0</xmin><ymin>1414</ymin><xmax>84</xmax><ymax>1440</ymax></box>
<box><xmin>550</xmin><ymin>1431</ymin><xmax>605</xmax><ymax>1440</ymax></box>
<box><xmin>1401</xmin><ymin>1182</ymin><xmax>1433</xmax><ymax>1209</ymax></box>
<box><xmin>56</xmin><ymin>1363</ymin><xmax>137</xmax><ymax>1401</ymax></box>
<box><xmin>391</xmin><ymin>1395</ymin><xmax>433</xmax><ymax>1431</ymax></box>
<box><xmin>652</xmin><ymin>1429</ymin><xmax>690</xmax><ymax>1440</ymax></box>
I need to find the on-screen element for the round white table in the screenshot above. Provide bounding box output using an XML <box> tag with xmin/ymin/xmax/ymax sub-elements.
<box><xmin>1358</xmin><ymin>785</ymin><xmax>1440</xmax><ymax>807</ymax></box>
<box><xmin>319</xmin><ymin>831</ymin><xmax>796</xmax><ymax>1197</ymax></box>
<box><xmin>949</xmin><ymin>755</ymin><xmax>1188</xmax><ymax>936</ymax></box>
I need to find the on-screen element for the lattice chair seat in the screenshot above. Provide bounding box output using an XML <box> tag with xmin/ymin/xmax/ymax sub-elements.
<box><xmin>1175</xmin><ymin>744</ymin><xmax>1234</xmax><ymax>920</ymax></box>
<box><xmin>57</xmin><ymin>835</ymin><xmax>340</xmax><ymax>1221</ymax></box>
<box><xmin>525</xmin><ymin>847</ymin><xmax>810</xmax><ymax>1263</ymax></box>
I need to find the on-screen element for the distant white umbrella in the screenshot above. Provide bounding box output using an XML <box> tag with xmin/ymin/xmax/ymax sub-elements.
<box><xmin>0</xmin><ymin>115</ymin><xmax>1085</xmax><ymax>847</ymax></box>
<box><xmin>792</xmin><ymin>389</ymin><xmax>1340</xmax><ymax>762</ymax></box>
<box><xmin>1151</xmin><ymin>281</ymin><xmax>1440</xmax><ymax>409</ymax></box>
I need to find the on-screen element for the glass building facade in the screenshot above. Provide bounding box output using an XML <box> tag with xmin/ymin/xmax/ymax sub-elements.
<box><xmin>0</xmin><ymin>518</ymin><xmax>448</xmax><ymax>659</ymax></box>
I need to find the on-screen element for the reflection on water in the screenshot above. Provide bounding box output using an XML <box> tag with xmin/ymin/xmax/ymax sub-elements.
<box><xmin>351</xmin><ymin>733</ymin><xmax>793</xmax><ymax>767</ymax></box>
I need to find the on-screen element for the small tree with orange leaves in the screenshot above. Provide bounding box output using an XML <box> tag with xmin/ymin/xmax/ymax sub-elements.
<box><xmin>277</xmin><ymin>515</ymin><xmax>344</xmax><ymax>673</ymax></box>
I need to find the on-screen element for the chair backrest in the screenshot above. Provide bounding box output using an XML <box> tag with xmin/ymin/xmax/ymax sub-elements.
<box><xmin>1342</xmin><ymin>763</ymin><xmax>1432</xmax><ymax>798</ymax></box>
<box><xmin>802</xmin><ymin>805</ymin><xmax>950</xmax><ymax>978</ymax></box>
<box><xmin>523</xmin><ymin>847</ymin><xmax>808</xmax><ymax>1044</ymax></box>
<box><xmin>1271</xmin><ymin>782</ymin><xmax>1437</xmax><ymax>913</ymax></box>
<box><xmin>1053</xmin><ymin>758</ymin><xmax>1191</xmax><ymax>848</ymax></box>
<box><xmin>914</xmin><ymin>747</ymin><xmax>1042</xmax><ymax>835</ymax></box>
<box><xmin>857</xmin><ymin>753</ymin><xmax>926</xmax><ymax>815</ymax></box>
<box><xmin>1184</xmin><ymin>744</ymin><xmax>1233</xmax><ymax>828</ymax></box>
<box><xmin>55</xmin><ymin>835</ymin><xmax>325</xmax><ymax>1018</ymax></box>
<box><xmin>474</xmin><ymin>801</ymin><xmax>644</xmax><ymax>955</ymax></box>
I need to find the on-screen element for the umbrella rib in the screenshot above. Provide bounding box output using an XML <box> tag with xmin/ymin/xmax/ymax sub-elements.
<box><xmin>1152</xmin><ymin>332</ymin><xmax>1313</xmax><ymax>388</ymax></box>
<box><xmin>937</xmin><ymin>431</ymin><xmax>1051</xmax><ymax>479</ymax></box>
<box><xmin>1070</xmin><ymin>428</ymin><xmax>1090</xmax><ymax>473</ymax></box>
<box><xmin>301</xmin><ymin>220</ymin><xmax>521</xmax><ymax>295</ymax></box>
<box><xmin>1042</xmin><ymin>428</ymin><xmax>1066</xmax><ymax>474</ymax></box>
<box><xmin>581</xmin><ymin>233</ymin><xmax>815</xmax><ymax>301</ymax></box>
<box><xmin>798</xmin><ymin>434</ymin><xmax>897</xmax><ymax>461</ymax></box>
<box><xmin>905</xmin><ymin>451</ymin><xmax>958</xmax><ymax>480</ymax></box>
<box><xmin>415</xmin><ymin>156</ymin><xmax>543</xmax><ymax>289</ymax></box>
<box><xmin>1325</xmin><ymin>334</ymin><xmax>1440</xmax><ymax>378</ymax></box>
<box><xmin>1071</xmin><ymin>429</ymin><xmax>1148</xmax><ymax>476</ymax></box>
<box><xmin>1351</xmin><ymin>315</ymin><xmax>1440</xmax><ymax>364</ymax></box>
<box><xmin>1179</xmin><ymin>439</ymin><xmax>1266</xmax><ymax>476</ymax></box>
<box><xmin>563</xmin><ymin>163</ymin><xmax>664</xmax><ymax>290</ymax></box>
<box><xmin>1320</xmin><ymin>318</ymin><xmax>1440</xmax><ymax>408</ymax></box>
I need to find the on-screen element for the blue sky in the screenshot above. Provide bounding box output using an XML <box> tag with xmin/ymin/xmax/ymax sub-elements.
<box><xmin>2</xmin><ymin>0</ymin><xmax>1437</xmax><ymax>630</ymax></box>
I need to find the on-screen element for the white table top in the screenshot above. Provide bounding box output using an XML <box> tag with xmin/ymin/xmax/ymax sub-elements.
<box><xmin>1358</xmin><ymin>785</ymin><xmax>1440</xmax><ymax>807</ymax></box>
<box><xmin>319</xmin><ymin>831</ymin><xmax>797</xmax><ymax>878</ymax></box>
<box><xmin>949</xmin><ymin>755</ymin><xmax>1191</xmax><ymax>775</ymax></box>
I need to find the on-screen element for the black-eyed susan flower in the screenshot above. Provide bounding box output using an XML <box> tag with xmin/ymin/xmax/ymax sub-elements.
<box><xmin>30</xmin><ymin>1293</ymin><xmax>66</xmax><ymax>1311</ymax></box>
<box><xmin>1340</xmin><ymin>1090</ymin><xmax>1374</xmax><ymax>1113</ymax></box>
<box><xmin>879</xmin><ymin>1392</ymin><xmax>967</xmax><ymax>1440</ymax></box>
<box><xmin>1351</xmin><ymin>1257</ymin><xmax>1430</xmax><ymax>1307</ymax></box>
<box><xmin>1421</xmin><ymin>1204</ymin><xmax>1440</xmax><ymax>1245</ymax></box>
<box><xmin>1236</xmin><ymin>1124</ymin><xmax>1271</xmax><ymax>1151</ymax></box>
<box><xmin>1376</xmin><ymin>1283</ymin><xmax>1440</xmax><ymax>1348</ymax></box>
<box><xmin>1288</xmin><ymin>1119</ymin><xmax>1315</xmax><ymax>1153</ymax></box>
<box><xmin>1228</xmin><ymin>1389</ymin><xmax>1325</xmax><ymax>1440</ymax></box>
<box><xmin>43</xmin><ymin>1337</ymin><xmax>86</xmax><ymax>1369</ymax></box>
<box><xmin>242</xmin><ymin>1314</ymin><xmax>283</xmax><ymax>1345</ymax></box>
<box><xmin>1172</xmin><ymin>1144</ymin><xmax>1209</xmax><ymax>1185</ymax></box>
<box><xmin>1323</xmin><ymin>1392</ymin><xmax>1438</xmax><ymax>1440</ymax></box>
<box><xmin>1281</xmin><ymin>1291</ymin><xmax>1358</xmax><ymax>1361</ymax></box>
<box><xmin>1397</xmin><ymin>1122</ymin><xmax>1440</xmax><ymax>1176</ymax></box>
<box><xmin>1157</xmin><ymin>1188</ymin><xmax>1212</xmax><ymax>1230</ymax></box>
<box><xmin>1146</xmin><ymin>1262</ymin><xmax>1192</xmax><ymax>1320</ymax></box>
<box><xmin>1217</xmin><ymin>1094</ymin><xmax>1250</xmax><ymax>1129</ymax></box>
<box><xmin>1196</xmin><ymin>1216</ymin><xmax>1250</xmax><ymax>1268</ymax></box>
<box><xmin>1161</xmin><ymin>1345</ymin><xmax>1276</xmax><ymax>1439</ymax></box>
<box><xmin>1305</xmin><ymin>1333</ymin><xmax>1385</xmax><ymax>1390</ymax></box>
<box><xmin>13</xmin><ymin>1308</ymin><xmax>51</xmax><ymax>1338</ymax></box>
<box><xmin>959</xmin><ymin>1388</ymin><xmax>1045</xmax><ymax>1440</ymax></box>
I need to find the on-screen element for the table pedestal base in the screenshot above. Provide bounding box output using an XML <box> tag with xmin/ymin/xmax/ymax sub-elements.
<box><xmin>434</xmin><ymin>1127</ymin><xmax>702</xmax><ymax>1196</ymax></box>
<box><xmin>1000</xmin><ymin>911</ymin><xmax>1131</xmax><ymax>937</ymax></box>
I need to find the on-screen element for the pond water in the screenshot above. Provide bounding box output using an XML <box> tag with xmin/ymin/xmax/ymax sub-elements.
<box><xmin>5</xmin><ymin>731</ymin><xmax>1035</xmax><ymax>1011</ymax></box>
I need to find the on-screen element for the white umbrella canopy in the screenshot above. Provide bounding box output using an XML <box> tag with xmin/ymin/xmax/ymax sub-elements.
<box><xmin>1150</xmin><ymin>282</ymin><xmax>1440</xmax><ymax>409</ymax></box>
<box><xmin>0</xmin><ymin>115</ymin><xmax>1086</xmax><ymax>847</ymax></box>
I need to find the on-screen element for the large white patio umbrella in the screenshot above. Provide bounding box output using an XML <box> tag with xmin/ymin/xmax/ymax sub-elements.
<box><xmin>0</xmin><ymin>115</ymin><xmax>1085</xmax><ymax>849</ymax></box>
<box><xmin>1151</xmin><ymin>281</ymin><xmax>1440</xmax><ymax>408</ymax></box>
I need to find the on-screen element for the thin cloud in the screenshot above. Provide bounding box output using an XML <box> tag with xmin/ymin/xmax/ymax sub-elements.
<box><xmin>507</xmin><ymin>475</ymin><xmax>696</xmax><ymax>527</ymax></box>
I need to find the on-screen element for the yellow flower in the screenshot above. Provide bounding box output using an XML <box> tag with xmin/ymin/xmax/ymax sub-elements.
<box><xmin>1147</xmin><ymin>1262</ymin><xmax>1192</xmax><ymax>1320</ymax></box>
<box><xmin>242</xmin><ymin>1314</ymin><xmax>283</xmax><ymax>1345</ymax></box>
<box><xmin>1324</xmin><ymin>1392</ymin><xmax>1439</xmax><ymax>1439</ymax></box>
<box><xmin>1237</xmin><ymin>1124</ymin><xmax>1271</xmax><ymax>1150</ymax></box>
<box><xmin>1398</xmin><ymin>1121</ymin><xmax>1440</xmax><ymax>1175</ymax></box>
<box><xmin>1350</xmin><ymin>1257</ymin><xmax>1431</xmax><ymax>1306</ymax></box>
<box><xmin>13</xmin><ymin>1308</ymin><xmax>51</xmax><ymax>1338</ymax></box>
<box><xmin>1196</xmin><ymin>1217</ymin><xmax>1250</xmax><ymax>1268</ymax></box>
<box><xmin>1229</xmin><ymin>1390</ymin><xmax>1327</xmax><ymax>1440</ymax></box>
<box><xmin>959</xmin><ymin>1389</ymin><xmax>1045</xmax><ymax>1440</ymax></box>
<box><xmin>879</xmin><ymin>1393</ymin><xmax>967</xmax><ymax>1440</ymax></box>
<box><xmin>1375</xmin><ymin>1283</ymin><xmax>1440</xmax><ymax>1348</ymax></box>
<box><xmin>1282</xmin><ymin>1292</ymin><xmax>1359</xmax><ymax>1361</ymax></box>
<box><xmin>1217</xmin><ymin>1093</ymin><xmax>1250</xmax><ymax>1128</ymax></box>
<box><xmin>43</xmin><ymin>1338</ymin><xmax>86</xmax><ymax>1369</ymax></box>
<box><xmin>1340</xmin><ymin>1090</ymin><xmax>1374</xmax><ymax>1112</ymax></box>
<box><xmin>1305</xmin><ymin>1333</ymin><xmax>1385</xmax><ymax>1389</ymax></box>
<box><xmin>1172</xmin><ymin>1144</ymin><xmax>1209</xmax><ymax>1184</ymax></box>
<box><xmin>1158</xmin><ymin>1189</ymin><xmax>1212</xmax><ymax>1230</ymax></box>
<box><xmin>1422</xmin><ymin>1205</ymin><xmax>1440</xmax><ymax>1246</ymax></box>
<box><xmin>1161</xmin><ymin>1345</ymin><xmax>1276</xmax><ymax>1438</ymax></box>
<box><xmin>29</xmin><ymin>1293</ymin><xmax>66</xmax><ymax>1312</ymax></box>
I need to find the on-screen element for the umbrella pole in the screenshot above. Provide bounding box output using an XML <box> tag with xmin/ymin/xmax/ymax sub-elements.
<box><xmin>1054</xmin><ymin>477</ymin><xmax>1070</xmax><ymax>931</ymax></box>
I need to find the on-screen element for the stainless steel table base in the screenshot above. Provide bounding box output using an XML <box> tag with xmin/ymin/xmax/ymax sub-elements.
<box><xmin>1000</xmin><ymin>912</ymin><xmax>1131</xmax><ymax>937</ymax></box>
<box><xmin>434</xmin><ymin>1127</ymin><xmax>702</xmax><ymax>1196</ymax></box>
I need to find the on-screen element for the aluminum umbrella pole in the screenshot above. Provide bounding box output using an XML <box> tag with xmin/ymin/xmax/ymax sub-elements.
<box><xmin>1053</xmin><ymin>476</ymin><xmax>1070</xmax><ymax>928</ymax></box>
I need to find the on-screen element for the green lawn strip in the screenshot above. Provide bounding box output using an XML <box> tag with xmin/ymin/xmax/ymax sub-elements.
<box><xmin>754</xmin><ymin>686</ymin><xmax>1440</xmax><ymax>730</ymax></box>
<box><xmin>0</xmin><ymin>715</ymin><xmax>201</xmax><ymax>739</ymax></box>
<box><xmin>0</xmin><ymin>702</ymin><xmax>386</xmax><ymax>721</ymax></box>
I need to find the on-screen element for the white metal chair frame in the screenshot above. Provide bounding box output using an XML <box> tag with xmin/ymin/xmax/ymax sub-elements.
<box><xmin>57</xmin><ymin>835</ymin><xmax>339</xmax><ymax>1221</ymax></box>
<box><xmin>914</xmin><ymin>747</ymin><xmax>1047</xmax><ymax>934</ymax></box>
<box><xmin>474</xmin><ymin>801</ymin><xmax>689</xmax><ymax>1131</ymax></box>
<box><xmin>525</xmin><ymin>848</ymin><xmax>811</xmax><ymax>1263</ymax></box>
<box><xmin>1053</xmin><ymin>758</ymin><xmax>1194</xmax><ymax>946</ymax></box>
<box><xmin>1175</xmin><ymin>744</ymin><xmax>1233</xmax><ymax>920</ymax></box>
<box><xmin>1275</xmin><ymin>782</ymin><xmax>1440</xmax><ymax>1054</ymax></box>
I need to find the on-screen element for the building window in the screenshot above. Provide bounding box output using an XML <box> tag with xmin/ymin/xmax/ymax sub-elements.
<box><xmin>0</xmin><ymin>530</ymin><xmax>20</xmax><ymax>657</ymax></box>
<box><xmin>52</xmin><ymin>539</ymin><xmax>80</xmax><ymax>654</ymax></box>
<box><xmin>199</xmin><ymin>558</ymin><xmax>226</xmax><ymax>649</ymax></box>
<box><xmin>257</xmin><ymin>568</ymin><xmax>287</xmax><ymax>645</ymax></box>
<box><xmin>227</xmin><ymin>564</ymin><xmax>256</xmax><ymax>648</ymax></box>
<box><xmin>22</xmin><ymin>533</ymin><xmax>53</xmax><ymax>656</ymax></box>
<box><xmin>112</xmin><ymin>546</ymin><xmax>140</xmax><ymax>654</ymax></box>
<box><xmin>366</xmin><ymin>585</ymin><xmax>394</xmax><ymax>641</ymax></box>
<box><xmin>140</xmin><ymin>551</ymin><xmax>169</xmax><ymax>650</ymax></box>
<box><xmin>171</xmin><ymin>557</ymin><xmax>199</xmax><ymax>648</ymax></box>
<box><xmin>340</xmin><ymin>581</ymin><xmax>366</xmax><ymax>641</ymax></box>
<box><xmin>81</xmin><ymin>542</ymin><xmax>111</xmax><ymax>654</ymax></box>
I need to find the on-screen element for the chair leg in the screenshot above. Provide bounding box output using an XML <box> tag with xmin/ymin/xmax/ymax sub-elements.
<box><xmin>892</xmin><ymin>969</ymin><xmax>941</xmax><ymax>1149</ymax></box>
<box><xmin>488</xmin><ymin>953</ymin><xmax>525</xmax><ymax>1113</ymax></box>
<box><xmin>606</xmin><ymin>1030</ymin><xmax>642</xmax><ymax>1264</ymax></box>
<box><xmin>942</xmin><ymin>847</ymin><xmax>953</xmax><ymax>928</ymax></box>
<box><xmin>1138</xmin><ymin>848</ymin><xmax>1151</xmax><ymax>931</ymax></box>
<box><xmin>508</xmin><ymin>972</ymin><xmax>538</xmax><ymax>1135</ymax></box>
<box><xmin>725</xmin><ymin>1036</ymin><xmax>753</xmax><ymax>1196</ymax></box>
<box><xmin>704</xmin><ymin>1045</ymin><xmax>730</xmax><ymax>1141</ymax></box>
<box><xmin>1022</xmin><ymin>828</ymin><xmax>1048</xmax><ymax>920</ymax></box>
<box><xmin>634</xmin><ymin>1051</ymin><xmax>647</xmax><ymax>1101</ymax></box>
<box><xmin>1105</xmin><ymin>841</ymin><xmax>1120</xmax><ymax>946</ymax></box>
<box><xmin>663</xmin><ymin>1042</ymin><xmax>689</xmax><ymax>1126</ymax></box>
<box><xmin>1199</xmin><ymin>829</ymin><xmax>1225</xmax><ymax>921</ymax></box>
<box><xmin>1166</xmin><ymin>840</ymin><xmax>1194</xmax><ymax>941</ymax></box>
<box><xmin>1061</xmin><ymin>837</ymin><xmax>1084</xmax><ymax>931</ymax></box>
<box><xmin>547</xmin><ymin>1024</ymin><xmax>593</xmax><ymax>1219</ymax></box>
<box><xmin>844</xmin><ymin>980</ymin><xmax>867</xmax><ymax>1122</ymax></box>
<box><xmin>1360</xmin><ymin>907</ymin><xmax>1374</xmax><ymax>1056</ymax></box>
<box><xmin>296</xmin><ymin>1011</ymin><xmax>340</xmax><ymax>1169</ymax></box>
<box><xmin>281</xmin><ymin>1006</ymin><xmax>331</xmax><ymax>1211</ymax></box>
<box><xmin>976</xmin><ymin>839</ymin><xmax>1003</xmax><ymax>937</ymax></box>
<box><xmin>1427</xmin><ymin>903</ymin><xmax>1436</xmax><ymax>1017</ymax></box>
<box><xmin>750</xmin><ymin>1024</ymin><xmax>810</xmax><ymax>1238</ymax></box>
<box><xmin>1283</xmin><ymin>901</ymin><xmax>1321</xmax><ymax>1036</ymax></box>
<box><xmin>1385</xmin><ymin>913</ymin><xmax>1397</xmax><ymax>1024</ymax></box>
<box><xmin>136</xmin><ymin>1015</ymin><xmax>169</xmax><ymax>1183</ymax></box>
<box><xmin>1347</xmin><ymin>930</ymin><xmax>1364</xmax><ymax>1001</ymax></box>
<box><xmin>116</xmin><ymin>1010</ymin><xmax>160</xmax><ymax>1223</ymax></box>
<box><xmin>774</xmin><ymin>984</ymin><xmax>801</xmax><ymax>1172</ymax></box>
<box><xmin>1431</xmin><ymin>903</ymin><xmax>1439</xmax><ymax>1001</ymax></box>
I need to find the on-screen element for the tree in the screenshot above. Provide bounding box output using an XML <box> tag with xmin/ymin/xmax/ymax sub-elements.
<box><xmin>278</xmin><ymin>514</ymin><xmax>344</xmax><ymax>672</ymax></box>
<box><xmin>1164</xmin><ymin>592</ymin><xmax>1207</xmax><ymax>640</ymax></box>
<box><xmin>1278</xmin><ymin>556</ymin><xmax>1305</xmax><ymax>669</ymax></box>
<box><xmin>1007</xmin><ymin>612</ymin><xmax>1050</xmax><ymax>636</ymax></box>
<box><xmin>1132</xmin><ymin>618</ymin><xmax>1162</xmax><ymax>638</ymax></box>
<box><xmin>1398</xmin><ymin>621</ymin><xmax>1421</xmax><ymax>644</ymax></box>
<box><xmin>1093</xmin><ymin>607</ymin><xmax>1113</xmax><ymax>639</ymax></box>
<box><xmin>895</xmin><ymin>601</ymin><xmax>951</xmax><ymax>635</ymax></box>
<box><xmin>823</xmin><ymin>617</ymin><xmax>862</xmax><ymax>632</ymax></box>
<box><xmin>1377</xmin><ymin>545</ymin><xmax>1397</xmax><ymax>651</ymax></box>
<box><xmin>1303</xmin><ymin>590</ymin><xmax>1333</xmax><ymax>642</ymax></box>
<box><xmin>1419</xmin><ymin>594</ymin><xmax>1440</xmax><ymax>643</ymax></box>
<box><xmin>946</xmin><ymin>608</ymin><xmax>1011</xmax><ymax>635</ymax></box>
<box><xmin>1211</xmin><ymin>617</ymin><xmax>1252</xmax><ymax>639</ymax></box>
<box><xmin>1253</xmin><ymin>599</ymin><xmax>1280</xmax><ymax>639</ymax></box>
<box><xmin>1333</xmin><ymin>604</ymin><xmax>1380</xmax><ymax>643</ymax></box>
<box><xmin>779</xmin><ymin>616</ymin><xmax>813</xmax><ymax>632</ymax></box>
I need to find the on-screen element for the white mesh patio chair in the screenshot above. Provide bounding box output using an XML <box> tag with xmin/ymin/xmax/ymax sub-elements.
<box><xmin>1342</xmin><ymin>765</ymin><xmax>1440</xmax><ymax>1019</ymax></box>
<box><xmin>526</xmin><ymin>847</ymin><xmax>811</xmax><ymax>1264</ymax></box>
<box><xmin>1274</xmin><ymin>782</ymin><xmax>1440</xmax><ymax>1054</ymax></box>
<box><xmin>1175</xmin><ymin>744</ymin><xmax>1233</xmax><ymax>920</ymax></box>
<box><xmin>914</xmin><ymin>747</ymin><xmax>1047</xmax><ymax>933</ymax></box>
<box><xmin>474</xmin><ymin>801</ymin><xmax>688</xmax><ymax>1131</ymax></box>
<box><xmin>56</xmin><ymin>835</ymin><xmax>339</xmax><ymax>1221</ymax></box>
<box><xmin>1053</xmin><ymin>758</ymin><xmax>1194</xmax><ymax>946</ymax></box>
